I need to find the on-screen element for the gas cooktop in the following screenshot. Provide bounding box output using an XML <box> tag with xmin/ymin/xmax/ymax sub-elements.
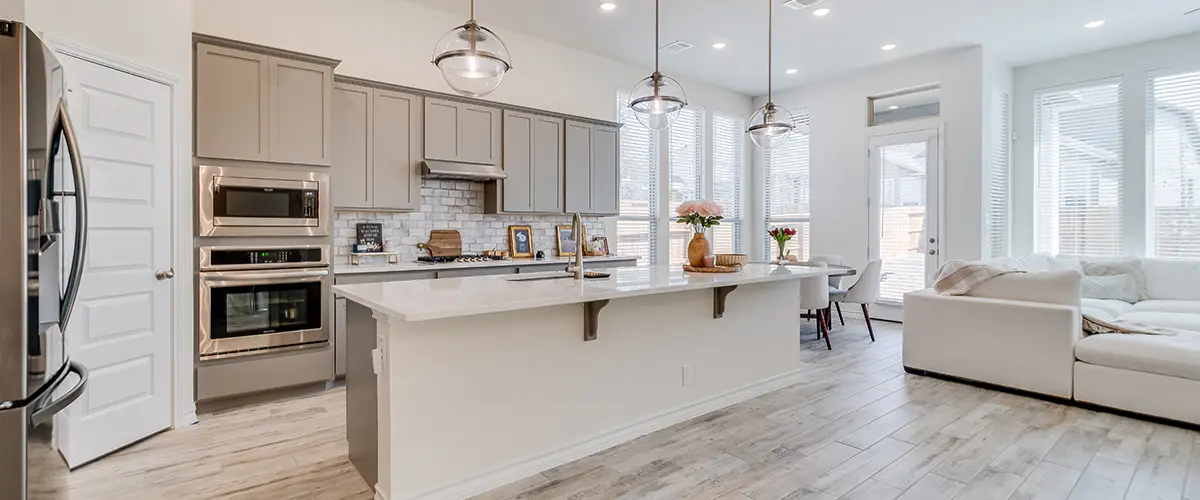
<box><xmin>417</xmin><ymin>254</ymin><xmax>510</xmax><ymax>264</ymax></box>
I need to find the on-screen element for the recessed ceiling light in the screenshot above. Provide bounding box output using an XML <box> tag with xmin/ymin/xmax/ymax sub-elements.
<box><xmin>712</xmin><ymin>42</ymin><xmax>727</xmax><ymax>49</ymax></box>
<box><xmin>881</xmin><ymin>44</ymin><xmax>897</xmax><ymax>51</ymax></box>
<box><xmin>598</xmin><ymin>2</ymin><xmax>617</xmax><ymax>11</ymax></box>
<box><xmin>813</xmin><ymin>8</ymin><xmax>831</xmax><ymax>16</ymax></box>
<box><xmin>889</xmin><ymin>105</ymin><xmax>899</xmax><ymax>110</ymax></box>
<box><xmin>786</xmin><ymin>68</ymin><xmax>799</xmax><ymax>75</ymax></box>
<box><xmin>1084</xmin><ymin>20</ymin><xmax>1106</xmax><ymax>28</ymax></box>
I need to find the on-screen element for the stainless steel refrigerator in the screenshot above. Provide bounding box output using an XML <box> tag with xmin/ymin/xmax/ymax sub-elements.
<box><xmin>0</xmin><ymin>21</ymin><xmax>90</xmax><ymax>500</ymax></box>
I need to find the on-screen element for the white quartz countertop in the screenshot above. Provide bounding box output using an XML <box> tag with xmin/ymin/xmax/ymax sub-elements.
<box><xmin>333</xmin><ymin>263</ymin><xmax>839</xmax><ymax>322</ymax></box>
<box><xmin>334</xmin><ymin>255</ymin><xmax>638</xmax><ymax>275</ymax></box>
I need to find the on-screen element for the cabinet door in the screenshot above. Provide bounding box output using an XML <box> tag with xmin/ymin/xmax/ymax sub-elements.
<box><xmin>460</xmin><ymin>104</ymin><xmax>501</xmax><ymax>165</ymax></box>
<box><xmin>590</xmin><ymin>125</ymin><xmax>620</xmax><ymax>215</ymax></box>
<box><xmin>424</xmin><ymin>98</ymin><xmax>461</xmax><ymax>161</ymax></box>
<box><xmin>502</xmin><ymin>111</ymin><xmax>534</xmax><ymax>212</ymax></box>
<box><xmin>372</xmin><ymin>89</ymin><xmax>422</xmax><ymax>211</ymax></box>
<box><xmin>532</xmin><ymin>116</ymin><xmax>565</xmax><ymax>213</ymax></box>
<box><xmin>331</xmin><ymin>83</ymin><xmax>372</xmax><ymax>208</ymax></box>
<box><xmin>270</xmin><ymin>57</ymin><xmax>334</xmax><ymax>165</ymax></box>
<box><xmin>564</xmin><ymin>121</ymin><xmax>593</xmax><ymax>213</ymax></box>
<box><xmin>194</xmin><ymin>43</ymin><xmax>270</xmax><ymax>161</ymax></box>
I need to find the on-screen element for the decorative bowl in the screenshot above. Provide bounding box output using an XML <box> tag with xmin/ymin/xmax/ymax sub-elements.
<box><xmin>715</xmin><ymin>254</ymin><xmax>748</xmax><ymax>267</ymax></box>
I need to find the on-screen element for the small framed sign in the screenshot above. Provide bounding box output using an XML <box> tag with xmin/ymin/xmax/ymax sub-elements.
<box><xmin>555</xmin><ymin>225</ymin><xmax>587</xmax><ymax>257</ymax></box>
<box><xmin>508</xmin><ymin>225</ymin><xmax>534</xmax><ymax>258</ymax></box>
<box><xmin>355</xmin><ymin>223</ymin><xmax>384</xmax><ymax>253</ymax></box>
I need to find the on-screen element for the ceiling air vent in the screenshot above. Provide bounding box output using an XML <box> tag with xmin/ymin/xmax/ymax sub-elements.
<box><xmin>659</xmin><ymin>40</ymin><xmax>693</xmax><ymax>54</ymax></box>
<box><xmin>783</xmin><ymin>0</ymin><xmax>826</xmax><ymax>11</ymax></box>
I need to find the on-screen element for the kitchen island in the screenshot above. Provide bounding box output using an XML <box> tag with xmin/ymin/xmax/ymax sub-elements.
<box><xmin>334</xmin><ymin>263</ymin><xmax>838</xmax><ymax>500</ymax></box>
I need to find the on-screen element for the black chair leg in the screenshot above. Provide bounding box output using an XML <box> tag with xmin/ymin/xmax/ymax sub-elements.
<box><xmin>861</xmin><ymin>304</ymin><xmax>876</xmax><ymax>342</ymax></box>
<box><xmin>834</xmin><ymin>302</ymin><xmax>844</xmax><ymax>326</ymax></box>
<box><xmin>819</xmin><ymin>310</ymin><xmax>832</xmax><ymax>350</ymax></box>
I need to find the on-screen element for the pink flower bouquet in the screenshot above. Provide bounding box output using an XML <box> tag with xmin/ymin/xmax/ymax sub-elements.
<box><xmin>675</xmin><ymin>200</ymin><xmax>724</xmax><ymax>232</ymax></box>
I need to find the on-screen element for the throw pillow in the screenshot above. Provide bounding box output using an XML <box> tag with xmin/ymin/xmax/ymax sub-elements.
<box><xmin>1082</xmin><ymin>260</ymin><xmax>1148</xmax><ymax>300</ymax></box>
<box><xmin>1081</xmin><ymin>273</ymin><xmax>1140</xmax><ymax>303</ymax></box>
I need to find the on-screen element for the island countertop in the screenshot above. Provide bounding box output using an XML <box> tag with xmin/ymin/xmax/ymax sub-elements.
<box><xmin>332</xmin><ymin>263</ymin><xmax>838</xmax><ymax>322</ymax></box>
<box><xmin>333</xmin><ymin>254</ymin><xmax>638</xmax><ymax>275</ymax></box>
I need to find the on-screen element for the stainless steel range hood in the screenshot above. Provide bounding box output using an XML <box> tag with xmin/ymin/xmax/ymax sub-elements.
<box><xmin>421</xmin><ymin>160</ymin><xmax>507</xmax><ymax>181</ymax></box>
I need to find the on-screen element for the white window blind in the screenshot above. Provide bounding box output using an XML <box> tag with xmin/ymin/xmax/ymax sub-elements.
<box><xmin>616</xmin><ymin>91</ymin><xmax>659</xmax><ymax>265</ymax></box>
<box><xmin>985</xmin><ymin>92</ymin><xmax>1011</xmax><ymax>259</ymax></box>
<box><xmin>712</xmin><ymin>112</ymin><xmax>745</xmax><ymax>254</ymax></box>
<box><xmin>764</xmin><ymin>110</ymin><xmax>812</xmax><ymax>260</ymax></box>
<box><xmin>1034</xmin><ymin>81</ymin><xmax>1124</xmax><ymax>257</ymax></box>
<box><xmin>1149</xmin><ymin>69</ymin><xmax>1200</xmax><ymax>260</ymax></box>
<box><xmin>667</xmin><ymin>107</ymin><xmax>705</xmax><ymax>265</ymax></box>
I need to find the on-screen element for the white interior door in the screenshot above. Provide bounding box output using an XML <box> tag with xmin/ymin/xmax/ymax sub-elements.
<box><xmin>55</xmin><ymin>53</ymin><xmax>173</xmax><ymax>467</ymax></box>
<box><xmin>867</xmin><ymin>128</ymin><xmax>941</xmax><ymax>321</ymax></box>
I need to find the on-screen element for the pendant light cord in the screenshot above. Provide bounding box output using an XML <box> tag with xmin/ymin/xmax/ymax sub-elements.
<box><xmin>470</xmin><ymin>0</ymin><xmax>475</xmax><ymax>22</ymax></box>
<box><xmin>654</xmin><ymin>0</ymin><xmax>660</xmax><ymax>72</ymax></box>
<box><xmin>767</xmin><ymin>0</ymin><xmax>773</xmax><ymax>103</ymax></box>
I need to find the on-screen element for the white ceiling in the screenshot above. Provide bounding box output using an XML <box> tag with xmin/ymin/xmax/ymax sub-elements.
<box><xmin>412</xmin><ymin>0</ymin><xmax>1200</xmax><ymax>96</ymax></box>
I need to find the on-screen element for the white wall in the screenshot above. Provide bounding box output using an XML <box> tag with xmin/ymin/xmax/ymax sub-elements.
<box><xmin>982</xmin><ymin>48</ymin><xmax>1014</xmax><ymax>258</ymax></box>
<box><xmin>752</xmin><ymin>47</ymin><xmax>988</xmax><ymax>269</ymax></box>
<box><xmin>193</xmin><ymin>0</ymin><xmax>752</xmax><ymax>124</ymax></box>
<box><xmin>1012</xmin><ymin>31</ymin><xmax>1200</xmax><ymax>257</ymax></box>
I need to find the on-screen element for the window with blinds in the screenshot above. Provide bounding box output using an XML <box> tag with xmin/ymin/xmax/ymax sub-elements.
<box><xmin>667</xmin><ymin>107</ymin><xmax>705</xmax><ymax>265</ymax></box>
<box><xmin>712</xmin><ymin>113</ymin><xmax>745</xmax><ymax>254</ymax></box>
<box><xmin>1034</xmin><ymin>81</ymin><xmax>1124</xmax><ymax>257</ymax></box>
<box><xmin>985</xmin><ymin>92</ymin><xmax>1011</xmax><ymax>258</ymax></box>
<box><xmin>615</xmin><ymin>91</ymin><xmax>659</xmax><ymax>265</ymax></box>
<box><xmin>1149</xmin><ymin>69</ymin><xmax>1200</xmax><ymax>260</ymax></box>
<box><xmin>764</xmin><ymin>110</ymin><xmax>812</xmax><ymax>260</ymax></box>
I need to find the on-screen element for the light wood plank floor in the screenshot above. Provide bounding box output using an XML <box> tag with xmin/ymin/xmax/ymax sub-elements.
<box><xmin>38</xmin><ymin>320</ymin><xmax>1200</xmax><ymax>500</ymax></box>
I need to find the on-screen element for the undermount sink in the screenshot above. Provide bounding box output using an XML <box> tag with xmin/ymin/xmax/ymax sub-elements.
<box><xmin>506</xmin><ymin>274</ymin><xmax>577</xmax><ymax>282</ymax></box>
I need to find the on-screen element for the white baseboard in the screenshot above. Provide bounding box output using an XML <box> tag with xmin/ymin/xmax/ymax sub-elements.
<box><xmin>374</xmin><ymin>486</ymin><xmax>388</xmax><ymax>500</ymax></box>
<box><xmin>397</xmin><ymin>367</ymin><xmax>811</xmax><ymax>500</ymax></box>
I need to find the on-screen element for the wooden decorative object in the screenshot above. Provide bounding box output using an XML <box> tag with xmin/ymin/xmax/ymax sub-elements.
<box><xmin>508</xmin><ymin>225</ymin><xmax>534</xmax><ymax>258</ymax></box>
<box><xmin>555</xmin><ymin>225</ymin><xmax>587</xmax><ymax>257</ymax></box>
<box><xmin>349</xmin><ymin>251</ymin><xmax>401</xmax><ymax>265</ymax></box>
<box><xmin>687</xmin><ymin>232</ymin><xmax>710</xmax><ymax>267</ymax></box>
<box><xmin>682</xmin><ymin>264</ymin><xmax>742</xmax><ymax>274</ymax></box>
<box><xmin>587</xmin><ymin>236</ymin><xmax>610</xmax><ymax>256</ymax></box>
<box><xmin>416</xmin><ymin>230</ymin><xmax>462</xmax><ymax>257</ymax></box>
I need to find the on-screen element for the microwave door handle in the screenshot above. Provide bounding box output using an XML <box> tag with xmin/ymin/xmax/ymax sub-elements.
<box><xmin>49</xmin><ymin>98</ymin><xmax>88</xmax><ymax>331</ymax></box>
<box><xmin>29</xmin><ymin>361</ymin><xmax>88</xmax><ymax>428</ymax></box>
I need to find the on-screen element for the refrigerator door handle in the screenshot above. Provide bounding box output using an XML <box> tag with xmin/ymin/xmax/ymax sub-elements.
<box><xmin>29</xmin><ymin>361</ymin><xmax>88</xmax><ymax>428</ymax></box>
<box><xmin>49</xmin><ymin>98</ymin><xmax>88</xmax><ymax>330</ymax></box>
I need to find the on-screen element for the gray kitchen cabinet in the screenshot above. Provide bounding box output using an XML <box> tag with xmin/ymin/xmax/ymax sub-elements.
<box><xmin>489</xmin><ymin>111</ymin><xmax>563</xmax><ymax>214</ymax></box>
<box><xmin>423</xmin><ymin>98</ymin><xmax>500</xmax><ymax>165</ymax></box>
<box><xmin>332</xmin><ymin>81</ymin><xmax>422</xmax><ymax>211</ymax></box>
<box><xmin>564</xmin><ymin>121</ymin><xmax>620</xmax><ymax>215</ymax></box>
<box><xmin>195</xmin><ymin>43</ymin><xmax>270</xmax><ymax>162</ymax></box>
<box><xmin>195</xmin><ymin>39</ymin><xmax>337</xmax><ymax>166</ymax></box>
<box><xmin>436</xmin><ymin>266</ymin><xmax>517</xmax><ymax>279</ymax></box>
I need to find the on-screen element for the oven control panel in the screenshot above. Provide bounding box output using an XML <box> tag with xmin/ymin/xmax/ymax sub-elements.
<box><xmin>209</xmin><ymin>248</ymin><xmax>325</xmax><ymax>267</ymax></box>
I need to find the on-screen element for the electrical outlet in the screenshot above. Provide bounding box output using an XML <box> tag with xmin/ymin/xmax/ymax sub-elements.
<box><xmin>681</xmin><ymin>365</ymin><xmax>692</xmax><ymax>386</ymax></box>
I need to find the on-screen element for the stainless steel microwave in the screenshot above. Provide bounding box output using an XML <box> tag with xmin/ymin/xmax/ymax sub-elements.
<box><xmin>197</xmin><ymin>165</ymin><xmax>330</xmax><ymax>237</ymax></box>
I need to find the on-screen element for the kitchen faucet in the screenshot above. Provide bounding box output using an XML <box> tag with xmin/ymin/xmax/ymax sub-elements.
<box><xmin>570</xmin><ymin>213</ymin><xmax>584</xmax><ymax>280</ymax></box>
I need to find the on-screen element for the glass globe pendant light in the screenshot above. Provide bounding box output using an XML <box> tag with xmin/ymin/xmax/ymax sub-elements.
<box><xmin>628</xmin><ymin>0</ymin><xmax>687</xmax><ymax>131</ymax></box>
<box><xmin>432</xmin><ymin>0</ymin><xmax>513</xmax><ymax>97</ymax></box>
<box><xmin>747</xmin><ymin>0</ymin><xmax>794</xmax><ymax>150</ymax></box>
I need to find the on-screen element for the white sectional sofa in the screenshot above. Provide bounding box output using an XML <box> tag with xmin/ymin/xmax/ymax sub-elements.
<box><xmin>904</xmin><ymin>255</ymin><xmax>1200</xmax><ymax>425</ymax></box>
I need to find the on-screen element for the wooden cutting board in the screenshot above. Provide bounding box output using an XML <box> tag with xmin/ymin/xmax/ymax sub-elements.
<box><xmin>418</xmin><ymin>230</ymin><xmax>462</xmax><ymax>257</ymax></box>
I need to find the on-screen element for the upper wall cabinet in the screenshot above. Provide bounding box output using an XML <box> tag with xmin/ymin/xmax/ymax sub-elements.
<box><xmin>564</xmin><ymin>121</ymin><xmax>619</xmax><ymax>216</ymax></box>
<box><xmin>486</xmin><ymin>111</ymin><xmax>564</xmax><ymax>214</ymax></box>
<box><xmin>332</xmin><ymin>81</ymin><xmax>423</xmax><ymax>211</ymax></box>
<box><xmin>195</xmin><ymin>38</ymin><xmax>337</xmax><ymax>166</ymax></box>
<box><xmin>423</xmin><ymin>98</ymin><xmax>500</xmax><ymax>165</ymax></box>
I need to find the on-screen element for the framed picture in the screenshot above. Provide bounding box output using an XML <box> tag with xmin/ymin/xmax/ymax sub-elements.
<box><xmin>588</xmin><ymin>236</ymin><xmax>609</xmax><ymax>256</ymax></box>
<box><xmin>508</xmin><ymin>225</ymin><xmax>534</xmax><ymax>258</ymax></box>
<box><xmin>556</xmin><ymin>225</ymin><xmax>587</xmax><ymax>257</ymax></box>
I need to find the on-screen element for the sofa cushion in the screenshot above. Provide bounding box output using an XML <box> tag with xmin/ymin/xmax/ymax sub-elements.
<box><xmin>989</xmin><ymin>253</ymin><xmax>1082</xmax><ymax>273</ymax></box>
<box><xmin>1128</xmin><ymin>300</ymin><xmax>1200</xmax><ymax>315</ymax></box>
<box><xmin>964</xmin><ymin>270</ymin><xmax>1081</xmax><ymax>306</ymax></box>
<box><xmin>1081</xmin><ymin>260</ymin><xmax>1148</xmax><ymax>300</ymax></box>
<box><xmin>1076</xmin><ymin>331</ymin><xmax>1200</xmax><ymax>382</ymax></box>
<box><xmin>1116</xmin><ymin>312</ymin><xmax>1200</xmax><ymax>332</ymax></box>
<box><xmin>1080</xmin><ymin>298</ymin><xmax>1133</xmax><ymax>322</ymax></box>
<box><xmin>1141</xmin><ymin>259</ymin><xmax>1200</xmax><ymax>301</ymax></box>
<box><xmin>1081</xmin><ymin>274</ymin><xmax>1139</xmax><ymax>303</ymax></box>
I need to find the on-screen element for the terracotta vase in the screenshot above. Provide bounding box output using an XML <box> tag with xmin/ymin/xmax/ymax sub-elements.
<box><xmin>687</xmin><ymin>231</ymin><xmax>709</xmax><ymax>267</ymax></box>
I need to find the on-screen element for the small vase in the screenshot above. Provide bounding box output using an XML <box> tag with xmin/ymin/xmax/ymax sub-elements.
<box><xmin>687</xmin><ymin>231</ymin><xmax>710</xmax><ymax>267</ymax></box>
<box><xmin>776</xmin><ymin>242</ymin><xmax>787</xmax><ymax>264</ymax></box>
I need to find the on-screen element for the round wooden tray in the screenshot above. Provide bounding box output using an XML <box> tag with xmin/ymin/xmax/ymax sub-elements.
<box><xmin>683</xmin><ymin>264</ymin><xmax>742</xmax><ymax>274</ymax></box>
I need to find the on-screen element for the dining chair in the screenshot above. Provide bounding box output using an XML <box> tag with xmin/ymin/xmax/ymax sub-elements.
<box><xmin>809</xmin><ymin>254</ymin><xmax>845</xmax><ymax>325</ymax></box>
<box><xmin>830</xmin><ymin>259</ymin><xmax>883</xmax><ymax>342</ymax></box>
<box><xmin>798</xmin><ymin>267</ymin><xmax>832</xmax><ymax>350</ymax></box>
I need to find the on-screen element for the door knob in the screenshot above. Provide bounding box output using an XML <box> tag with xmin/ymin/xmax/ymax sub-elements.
<box><xmin>156</xmin><ymin>268</ymin><xmax>175</xmax><ymax>281</ymax></box>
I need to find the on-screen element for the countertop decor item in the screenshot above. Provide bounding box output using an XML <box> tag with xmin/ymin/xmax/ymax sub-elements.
<box><xmin>432</xmin><ymin>0</ymin><xmax>512</xmax><ymax>98</ymax></box>
<box><xmin>417</xmin><ymin>230</ymin><xmax>463</xmax><ymax>257</ymax></box>
<box><xmin>588</xmin><ymin>236</ymin><xmax>610</xmax><ymax>256</ymax></box>
<box><xmin>349</xmin><ymin>251</ymin><xmax>401</xmax><ymax>266</ymax></box>
<box><xmin>676</xmin><ymin>200</ymin><xmax>723</xmax><ymax>267</ymax></box>
<box><xmin>356</xmin><ymin>223</ymin><xmax>384</xmax><ymax>253</ymax></box>
<box><xmin>555</xmin><ymin>224</ymin><xmax>587</xmax><ymax>257</ymax></box>
<box><xmin>746</xmin><ymin>0</ymin><xmax>796</xmax><ymax>150</ymax></box>
<box><xmin>682</xmin><ymin>264</ymin><xmax>741</xmax><ymax>274</ymax></box>
<box><xmin>768</xmin><ymin>226</ymin><xmax>797</xmax><ymax>264</ymax></box>
<box><xmin>715</xmin><ymin>254</ymin><xmax>748</xmax><ymax>267</ymax></box>
<box><xmin>627</xmin><ymin>0</ymin><xmax>687</xmax><ymax>131</ymax></box>
<box><xmin>508</xmin><ymin>225</ymin><xmax>534</xmax><ymax>258</ymax></box>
